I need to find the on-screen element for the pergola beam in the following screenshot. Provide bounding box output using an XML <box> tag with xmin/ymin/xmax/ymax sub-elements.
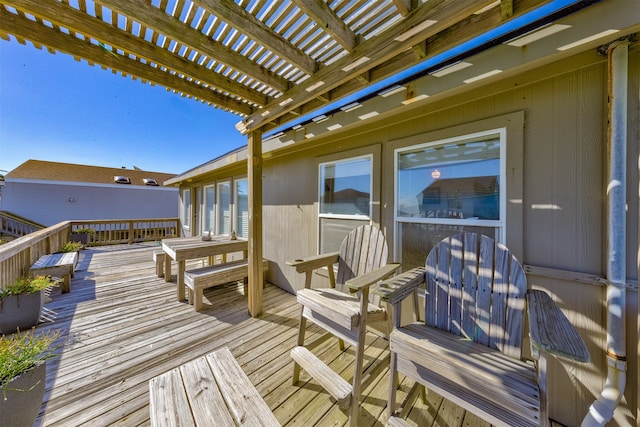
<box><xmin>238</xmin><ymin>0</ymin><xmax>500</xmax><ymax>132</ymax></box>
<box><xmin>292</xmin><ymin>0</ymin><xmax>357</xmax><ymax>51</ymax></box>
<box><xmin>198</xmin><ymin>0</ymin><xmax>317</xmax><ymax>75</ymax></box>
<box><xmin>94</xmin><ymin>0</ymin><xmax>290</xmax><ymax>93</ymax></box>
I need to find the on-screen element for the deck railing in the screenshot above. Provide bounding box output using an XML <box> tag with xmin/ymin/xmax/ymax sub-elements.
<box><xmin>0</xmin><ymin>218</ymin><xmax>181</xmax><ymax>289</ymax></box>
<box><xmin>0</xmin><ymin>211</ymin><xmax>45</xmax><ymax>239</ymax></box>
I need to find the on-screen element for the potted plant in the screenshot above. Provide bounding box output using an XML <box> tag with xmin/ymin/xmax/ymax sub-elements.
<box><xmin>0</xmin><ymin>329</ymin><xmax>59</xmax><ymax>427</ymax></box>
<box><xmin>0</xmin><ymin>276</ymin><xmax>57</xmax><ymax>335</ymax></box>
<box><xmin>69</xmin><ymin>227</ymin><xmax>94</xmax><ymax>245</ymax></box>
<box><xmin>56</xmin><ymin>241</ymin><xmax>84</xmax><ymax>253</ymax></box>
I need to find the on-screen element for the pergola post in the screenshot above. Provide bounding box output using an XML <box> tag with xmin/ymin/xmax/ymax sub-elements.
<box><xmin>247</xmin><ymin>129</ymin><xmax>263</xmax><ymax>317</ymax></box>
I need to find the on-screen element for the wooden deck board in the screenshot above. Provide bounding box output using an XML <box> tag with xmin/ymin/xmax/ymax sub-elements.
<box><xmin>32</xmin><ymin>243</ymin><xmax>564</xmax><ymax>427</ymax></box>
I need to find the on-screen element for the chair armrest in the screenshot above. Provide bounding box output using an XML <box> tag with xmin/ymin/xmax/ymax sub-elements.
<box><xmin>527</xmin><ymin>289</ymin><xmax>590</xmax><ymax>363</ymax></box>
<box><xmin>286</xmin><ymin>252</ymin><xmax>340</xmax><ymax>274</ymax></box>
<box><xmin>344</xmin><ymin>263</ymin><xmax>401</xmax><ymax>292</ymax></box>
<box><xmin>371</xmin><ymin>266</ymin><xmax>425</xmax><ymax>305</ymax></box>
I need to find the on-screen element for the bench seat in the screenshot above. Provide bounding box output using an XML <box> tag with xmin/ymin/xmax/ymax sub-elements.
<box><xmin>184</xmin><ymin>258</ymin><xmax>269</xmax><ymax>311</ymax></box>
<box><xmin>149</xmin><ymin>346</ymin><xmax>279</xmax><ymax>426</ymax></box>
<box><xmin>30</xmin><ymin>252</ymin><xmax>79</xmax><ymax>293</ymax></box>
<box><xmin>391</xmin><ymin>323</ymin><xmax>540</xmax><ymax>427</ymax></box>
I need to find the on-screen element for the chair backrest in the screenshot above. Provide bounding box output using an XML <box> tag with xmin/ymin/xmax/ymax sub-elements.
<box><xmin>425</xmin><ymin>233</ymin><xmax>527</xmax><ymax>359</ymax></box>
<box><xmin>335</xmin><ymin>225</ymin><xmax>389</xmax><ymax>290</ymax></box>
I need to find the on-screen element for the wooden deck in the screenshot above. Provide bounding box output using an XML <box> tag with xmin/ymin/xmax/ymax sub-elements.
<box><xmin>32</xmin><ymin>243</ymin><xmax>532</xmax><ymax>426</ymax></box>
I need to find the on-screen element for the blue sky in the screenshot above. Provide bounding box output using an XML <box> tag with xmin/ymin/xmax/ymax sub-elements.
<box><xmin>0</xmin><ymin>38</ymin><xmax>247</xmax><ymax>175</ymax></box>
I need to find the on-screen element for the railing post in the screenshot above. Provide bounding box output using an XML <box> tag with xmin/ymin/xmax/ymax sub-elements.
<box><xmin>128</xmin><ymin>221</ymin><xmax>134</xmax><ymax>244</ymax></box>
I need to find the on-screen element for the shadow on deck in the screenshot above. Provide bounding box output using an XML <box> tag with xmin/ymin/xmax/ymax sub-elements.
<box><xmin>32</xmin><ymin>243</ymin><xmax>513</xmax><ymax>426</ymax></box>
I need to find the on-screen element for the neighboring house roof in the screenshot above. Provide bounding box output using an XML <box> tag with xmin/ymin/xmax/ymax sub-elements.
<box><xmin>6</xmin><ymin>160</ymin><xmax>176</xmax><ymax>187</ymax></box>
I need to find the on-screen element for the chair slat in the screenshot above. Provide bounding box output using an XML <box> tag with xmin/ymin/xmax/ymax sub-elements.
<box><xmin>476</xmin><ymin>235</ymin><xmax>494</xmax><ymax>346</ymax></box>
<box><xmin>449</xmin><ymin>234</ymin><xmax>463</xmax><ymax>336</ymax></box>
<box><xmin>490</xmin><ymin>238</ymin><xmax>510</xmax><ymax>352</ymax></box>
<box><xmin>505</xmin><ymin>256</ymin><xmax>527</xmax><ymax>358</ymax></box>
<box><xmin>435</xmin><ymin>238</ymin><xmax>451</xmax><ymax>330</ymax></box>
<box><xmin>461</xmin><ymin>233</ymin><xmax>478</xmax><ymax>340</ymax></box>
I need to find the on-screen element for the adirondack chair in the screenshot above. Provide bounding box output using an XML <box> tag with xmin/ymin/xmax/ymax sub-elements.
<box><xmin>287</xmin><ymin>225</ymin><xmax>402</xmax><ymax>426</ymax></box>
<box><xmin>373</xmin><ymin>233</ymin><xmax>590</xmax><ymax>427</ymax></box>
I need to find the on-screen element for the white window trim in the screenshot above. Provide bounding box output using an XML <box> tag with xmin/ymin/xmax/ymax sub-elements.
<box><xmin>318</xmin><ymin>153</ymin><xmax>374</xmax><ymax>221</ymax></box>
<box><xmin>203</xmin><ymin>184</ymin><xmax>216</xmax><ymax>234</ymax></box>
<box><xmin>393</xmin><ymin>128</ymin><xmax>508</xmax><ymax>262</ymax></box>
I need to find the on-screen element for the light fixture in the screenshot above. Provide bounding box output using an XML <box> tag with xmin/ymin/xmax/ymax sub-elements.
<box><xmin>430</xmin><ymin>61</ymin><xmax>473</xmax><ymax>77</ymax></box>
<box><xmin>506</xmin><ymin>24</ymin><xmax>571</xmax><ymax>47</ymax></box>
<box><xmin>463</xmin><ymin>69</ymin><xmax>503</xmax><ymax>84</ymax></box>
<box><xmin>557</xmin><ymin>29</ymin><xmax>619</xmax><ymax>51</ymax></box>
<box><xmin>431</xmin><ymin>169</ymin><xmax>441</xmax><ymax>179</ymax></box>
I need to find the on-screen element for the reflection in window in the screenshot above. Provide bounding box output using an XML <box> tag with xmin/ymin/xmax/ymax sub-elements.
<box><xmin>182</xmin><ymin>189</ymin><xmax>191</xmax><ymax>229</ymax></box>
<box><xmin>204</xmin><ymin>185</ymin><xmax>215</xmax><ymax>233</ymax></box>
<box><xmin>217</xmin><ymin>181</ymin><xmax>231</xmax><ymax>235</ymax></box>
<box><xmin>397</xmin><ymin>138</ymin><xmax>500</xmax><ymax>220</ymax></box>
<box><xmin>395</xmin><ymin>131</ymin><xmax>505</xmax><ymax>269</ymax></box>
<box><xmin>235</xmin><ymin>179</ymin><xmax>248</xmax><ymax>238</ymax></box>
<box><xmin>320</xmin><ymin>157</ymin><xmax>371</xmax><ymax>216</ymax></box>
<box><xmin>318</xmin><ymin>155</ymin><xmax>372</xmax><ymax>253</ymax></box>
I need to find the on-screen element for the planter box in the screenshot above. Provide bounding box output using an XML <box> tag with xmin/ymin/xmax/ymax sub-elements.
<box><xmin>0</xmin><ymin>291</ymin><xmax>44</xmax><ymax>335</ymax></box>
<box><xmin>0</xmin><ymin>363</ymin><xmax>46</xmax><ymax>427</ymax></box>
<box><xmin>69</xmin><ymin>232</ymin><xmax>90</xmax><ymax>245</ymax></box>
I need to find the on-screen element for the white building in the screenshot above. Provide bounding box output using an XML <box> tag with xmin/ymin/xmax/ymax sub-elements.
<box><xmin>2</xmin><ymin>160</ymin><xmax>178</xmax><ymax>226</ymax></box>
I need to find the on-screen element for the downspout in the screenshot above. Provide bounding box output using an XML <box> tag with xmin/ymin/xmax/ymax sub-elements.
<box><xmin>582</xmin><ymin>41</ymin><xmax>629</xmax><ymax>426</ymax></box>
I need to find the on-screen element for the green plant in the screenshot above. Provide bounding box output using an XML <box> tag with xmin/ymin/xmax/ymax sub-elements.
<box><xmin>71</xmin><ymin>227</ymin><xmax>94</xmax><ymax>234</ymax></box>
<box><xmin>0</xmin><ymin>329</ymin><xmax>59</xmax><ymax>394</ymax></box>
<box><xmin>0</xmin><ymin>276</ymin><xmax>57</xmax><ymax>298</ymax></box>
<box><xmin>57</xmin><ymin>242</ymin><xmax>83</xmax><ymax>253</ymax></box>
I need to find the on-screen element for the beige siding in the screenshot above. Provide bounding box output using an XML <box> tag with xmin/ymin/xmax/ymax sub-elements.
<box><xmin>177</xmin><ymin>45</ymin><xmax>638</xmax><ymax>426</ymax></box>
<box><xmin>256</xmin><ymin>47</ymin><xmax>638</xmax><ymax>425</ymax></box>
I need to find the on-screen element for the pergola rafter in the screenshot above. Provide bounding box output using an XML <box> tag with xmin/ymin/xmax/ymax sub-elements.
<box><xmin>0</xmin><ymin>0</ymin><xmax>545</xmax><ymax>133</ymax></box>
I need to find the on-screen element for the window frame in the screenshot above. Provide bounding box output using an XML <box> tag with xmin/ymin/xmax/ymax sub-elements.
<box><xmin>318</xmin><ymin>153</ymin><xmax>374</xmax><ymax>221</ymax></box>
<box><xmin>316</xmin><ymin>146</ymin><xmax>379</xmax><ymax>255</ymax></box>
<box><xmin>216</xmin><ymin>180</ymin><xmax>231</xmax><ymax>236</ymax></box>
<box><xmin>233</xmin><ymin>177</ymin><xmax>248</xmax><ymax>239</ymax></box>
<box><xmin>203</xmin><ymin>184</ymin><xmax>216</xmax><ymax>234</ymax></box>
<box><xmin>181</xmin><ymin>188</ymin><xmax>191</xmax><ymax>230</ymax></box>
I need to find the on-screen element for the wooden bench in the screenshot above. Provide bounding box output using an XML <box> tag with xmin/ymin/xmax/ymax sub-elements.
<box><xmin>184</xmin><ymin>258</ymin><xmax>269</xmax><ymax>311</ymax></box>
<box><xmin>374</xmin><ymin>233</ymin><xmax>590</xmax><ymax>427</ymax></box>
<box><xmin>149</xmin><ymin>346</ymin><xmax>280</xmax><ymax>426</ymax></box>
<box><xmin>29</xmin><ymin>252</ymin><xmax>79</xmax><ymax>293</ymax></box>
<box><xmin>152</xmin><ymin>250</ymin><xmax>164</xmax><ymax>278</ymax></box>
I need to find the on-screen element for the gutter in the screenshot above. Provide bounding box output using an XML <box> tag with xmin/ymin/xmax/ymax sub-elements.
<box><xmin>581</xmin><ymin>40</ymin><xmax>629</xmax><ymax>427</ymax></box>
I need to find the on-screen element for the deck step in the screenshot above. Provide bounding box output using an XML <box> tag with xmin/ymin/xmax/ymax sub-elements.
<box><xmin>290</xmin><ymin>346</ymin><xmax>352</xmax><ymax>409</ymax></box>
<box><xmin>386</xmin><ymin>416</ymin><xmax>411</xmax><ymax>427</ymax></box>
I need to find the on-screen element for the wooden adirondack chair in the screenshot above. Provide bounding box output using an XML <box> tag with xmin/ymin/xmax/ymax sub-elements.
<box><xmin>373</xmin><ymin>232</ymin><xmax>590</xmax><ymax>427</ymax></box>
<box><xmin>287</xmin><ymin>225</ymin><xmax>401</xmax><ymax>426</ymax></box>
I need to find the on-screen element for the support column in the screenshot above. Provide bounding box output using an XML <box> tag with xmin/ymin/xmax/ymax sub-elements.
<box><xmin>247</xmin><ymin>129</ymin><xmax>263</xmax><ymax>317</ymax></box>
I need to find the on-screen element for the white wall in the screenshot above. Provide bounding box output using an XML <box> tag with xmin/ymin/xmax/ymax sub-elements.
<box><xmin>1</xmin><ymin>179</ymin><xmax>178</xmax><ymax>225</ymax></box>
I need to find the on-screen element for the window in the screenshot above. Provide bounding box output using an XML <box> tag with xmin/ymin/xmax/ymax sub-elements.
<box><xmin>234</xmin><ymin>178</ymin><xmax>249</xmax><ymax>239</ymax></box>
<box><xmin>204</xmin><ymin>185</ymin><xmax>215</xmax><ymax>233</ymax></box>
<box><xmin>318</xmin><ymin>155</ymin><xmax>372</xmax><ymax>253</ymax></box>
<box><xmin>395</xmin><ymin>129</ymin><xmax>506</xmax><ymax>268</ymax></box>
<box><xmin>182</xmin><ymin>188</ymin><xmax>191</xmax><ymax>229</ymax></box>
<box><xmin>217</xmin><ymin>181</ymin><xmax>231</xmax><ymax>235</ymax></box>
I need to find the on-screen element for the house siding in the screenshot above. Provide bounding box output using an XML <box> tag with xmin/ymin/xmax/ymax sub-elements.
<box><xmin>2</xmin><ymin>180</ymin><xmax>178</xmax><ymax>226</ymax></box>
<box><xmin>176</xmin><ymin>46</ymin><xmax>639</xmax><ymax>425</ymax></box>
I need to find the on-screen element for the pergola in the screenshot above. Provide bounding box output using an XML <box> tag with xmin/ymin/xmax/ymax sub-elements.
<box><xmin>0</xmin><ymin>0</ymin><xmax>600</xmax><ymax>316</ymax></box>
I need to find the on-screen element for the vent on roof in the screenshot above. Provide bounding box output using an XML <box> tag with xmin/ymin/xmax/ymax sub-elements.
<box><xmin>114</xmin><ymin>176</ymin><xmax>131</xmax><ymax>184</ymax></box>
<box><xmin>143</xmin><ymin>178</ymin><xmax>159</xmax><ymax>186</ymax></box>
